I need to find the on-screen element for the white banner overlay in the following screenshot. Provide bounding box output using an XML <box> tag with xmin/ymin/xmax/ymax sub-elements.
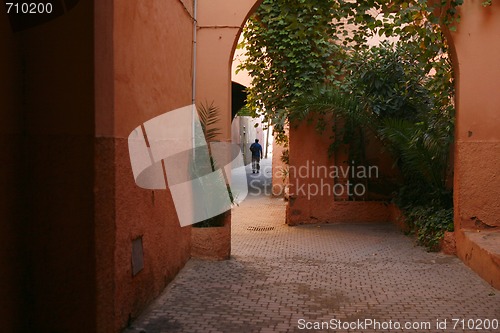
<box><xmin>127</xmin><ymin>105</ymin><xmax>248</xmax><ymax>227</ymax></box>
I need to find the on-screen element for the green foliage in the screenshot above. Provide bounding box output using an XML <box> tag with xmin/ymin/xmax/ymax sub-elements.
<box><xmin>291</xmin><ymin>43</ymin><xmax>454</xmax><ymax>250</ymax></box>
<box><xmin>280</xmin><ymin>148</ymin><xmax>289</xmax><ymax>164</ymax></box>
<box><xmin>239</xmin><ymin>0</ymin><xmax>463</xmax><ymax>143</ymax></box>
<box><xmin>197</xmin><ymin>101</ymin><xmax>221</xmax><ymax>142</ymax></box>
<box><xmin>291</xmin><ymin>85</ymin><xmax>371</xmax><ymax>158</ymax></box>
<box><xmin>345</xmin><ymin>43</ymin><xmax>434</xmax><ymax>122</ymax></box>
<box><xmin>192</xmin><ymin>103</ymin><xmax>231</xmax><ymax>228</ymax></box>
<box><xmin>378</xmin><ymin>118</ymin><xmax>451</xmax><ymax>193</ymax></box>
<box><xmin>238</xmin><ymin>0</ymin><xmax>337</xmax><ymax>143</ymax></box>
<box><xmin>404</xmin><ymin>205</ymin><xmax>454</xmax><ymax>251</ymax></box>
<box><xmin>236</xmin><ymin>105</ymin><xmax>253</xmax><ymax>117</ymax></box>
<box><xmin>241</xmin><ymin>0</ymin><xmax>460</xmax><ymax>247</ymax></box>
<box><xmin>333</xmin><ymin>0</ymin><xmax>463</xmax><ymax>42</ymax></box>
<box><xmin>291</xmin><ymin>85</ymin><xmax>364</xmax><ymax>122</ymax></box>
<box><xmin>482</xmin><ymin>0</ymin><xmax>493</xmax><ymax>7</ymax></box>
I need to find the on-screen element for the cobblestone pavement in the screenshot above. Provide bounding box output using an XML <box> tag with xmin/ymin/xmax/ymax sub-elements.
<box><xmin>126</xmin><ymin>158</ymin><xmax>500</xmax><ymax>333</ymax></box>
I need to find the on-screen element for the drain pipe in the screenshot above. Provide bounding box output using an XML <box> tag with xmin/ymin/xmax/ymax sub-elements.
<box><xmin>192</xmin><ymin>0</ymin><xmax>197</xmax><ymax>105</ymax></box>
<box><xmin>192</xmin><ymin>0</ymin><xmax>198</xmax><ymax>151</ymax></box>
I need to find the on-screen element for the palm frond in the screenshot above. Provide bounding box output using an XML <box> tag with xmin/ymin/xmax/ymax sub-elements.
<box><xmin>197</xmin><ymin>101</ymin><xmax>222</xmax><ymax>142</ymax></box>
<box><xmin>379</xmin><ymin>118</ymin><xmax>447</xmax><ymax>189</ymax></box>
<box><xmin>291</xmin><ymin>85</ymin><xmax>377</xmax><ymax>130</ymax></box>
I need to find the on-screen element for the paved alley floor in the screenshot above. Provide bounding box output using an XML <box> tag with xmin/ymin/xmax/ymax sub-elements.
<box><xmin>126</xmin><ymin>158</ymin><xmax>500</xmax><ymax>333</ymax></box>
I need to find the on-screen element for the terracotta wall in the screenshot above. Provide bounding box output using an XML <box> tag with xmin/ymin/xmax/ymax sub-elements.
<box><xmin>448</xmin><ymin>1</ymin><xmax>500</xmax><ymax>289</ymax></box>
<box><xmin>451</xmin><ymin>2</ymin><xmax>500</xmax><ymax>230</ymax></box>
<box><xmin>272</xmin><ymin>139</ymin><xmax>287</xmax><ymax>196</ymax></box>
<box><xmin>232</xmin><ymin>116</ymin><xmax>263</xmax><ymax>164</ymax></box>
<box><xmin>287</xmin><ymin>117</ymin><xmax>396</xmax><ymax>225</ymax></box>
<box><xmin>95</xmin><ymin>0</ymin><xmax>195</xmax><ymax>331</ymax></box>
<box><xmin>101</xmin><ymin>1</ymin><xmax>267</xmax><ymax>328</ymax></box>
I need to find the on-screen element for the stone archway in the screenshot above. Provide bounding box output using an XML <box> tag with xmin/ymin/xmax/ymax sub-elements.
<box><xmin>194</xmin><ymin>0</ymin><xmax>263</xmax><ymax>141</ymax></box>
<box><xmin>213</xmin><ymin>0</ymin><xmax>500</xmax><ymax>290</ymax></box>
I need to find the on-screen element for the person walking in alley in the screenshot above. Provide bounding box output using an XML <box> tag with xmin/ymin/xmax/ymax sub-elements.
<box><xmin>250</xmin><ymin>139</ymin><xmax>263</xmax><ymax>174</ymax></box>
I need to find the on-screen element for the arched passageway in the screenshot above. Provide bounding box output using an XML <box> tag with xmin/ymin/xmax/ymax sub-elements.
<box><xmin>101</xmin><ymin>0</ymin><xmax>500</xmax><ymax>328</ymax></box>
<box><xmin>1</xmin><ymin>1</ymin><xmax>499</xmax><ymax>333</ymax></box>
<box><xmin>227</xmin><ymin>1</ymin><xmax>500</xmax><ymax>293</ymax></box>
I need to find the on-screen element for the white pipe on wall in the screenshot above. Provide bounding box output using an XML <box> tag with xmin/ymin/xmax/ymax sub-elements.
<box><xmin>192</xmin><ymin>0</ymin><xmax>198</xmax><ymax>152</ymax></box>
<box><xmin>192</xmin><ymin>0</ymin><xmax>197</xmax><ymax>105</ymax></box>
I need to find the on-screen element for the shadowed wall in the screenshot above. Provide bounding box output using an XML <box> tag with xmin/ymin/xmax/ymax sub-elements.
<box><xmin>1</xmin><ymin>1</ymin><xmax>96</xmax><ymax>332</ymax></box>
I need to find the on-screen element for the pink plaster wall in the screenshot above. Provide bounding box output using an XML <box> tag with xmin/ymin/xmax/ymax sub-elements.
<box><xmin>447</xmin><ymin>1</ymin><xmax>500</xmax><ymax>289</ymax></box>
<box><xmin>287</xmin><ymin>118</ymin><xmax>335</xmax><ymax>224</ymax></box>
<box><xmin>287</xmin><ymin>117</ymin><xmax>394</xmax><ymax>225</ymax></box>
<box><xmin>272</xmin><ymin>140</ymin><xmax>287</xmax><ymax>196</ymax></box>
<box><xmin>195</xmin><ymin>25</ymin><xmax>237</xmax><ymax>140</ymax></box>
<box><xmin>451</xmin><ymin>1</ymin><xmax>500</xmax><ymax>230</ymax></box>
<box><xmin>98</xmin><ymin>1</ymin><xmax>265</xmax><ymax>330</ymax></box>
<box><xmin>96</xmin><ymin>0</ymin><xmax>196</xmax><ymax>331</ymax></box>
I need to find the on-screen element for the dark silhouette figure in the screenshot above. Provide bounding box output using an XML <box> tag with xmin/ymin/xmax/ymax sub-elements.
<box><xmin>249</xmin><ymin>139</ymin><xmax>263</xmax><ymax>174</ymax></box>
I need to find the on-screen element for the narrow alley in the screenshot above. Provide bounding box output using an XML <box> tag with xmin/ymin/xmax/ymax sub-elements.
<box><xmin>125</xmin><ymin>158</ymin><xmax>500</xmax><ymax>333</ymax></box>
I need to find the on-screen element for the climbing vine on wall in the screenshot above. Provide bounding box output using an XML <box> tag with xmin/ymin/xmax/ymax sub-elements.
<box><xmin>239</xmin><ymin>0</ymin><xmax>467</xmax><ymax>250</ymax></box>
<box><xmin>239</xmin><ymin>0</ymin><xmax>463</xmax><ymax>142</ymax></box>
<box><xmin>237</xmin><ymin>0</ymin><xmax>337</xmax><ymax>143</ymax></box>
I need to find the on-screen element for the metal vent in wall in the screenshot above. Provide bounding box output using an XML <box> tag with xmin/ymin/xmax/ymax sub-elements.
<box><xmin>132</xmin><ymin>237</ymin><xmax>144</xmax><ymax>276</ymax></box>
<box><xmin>247</xmin><ymin>226</ymin><xmax>275</xmax><ymax>232</ymax></box>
